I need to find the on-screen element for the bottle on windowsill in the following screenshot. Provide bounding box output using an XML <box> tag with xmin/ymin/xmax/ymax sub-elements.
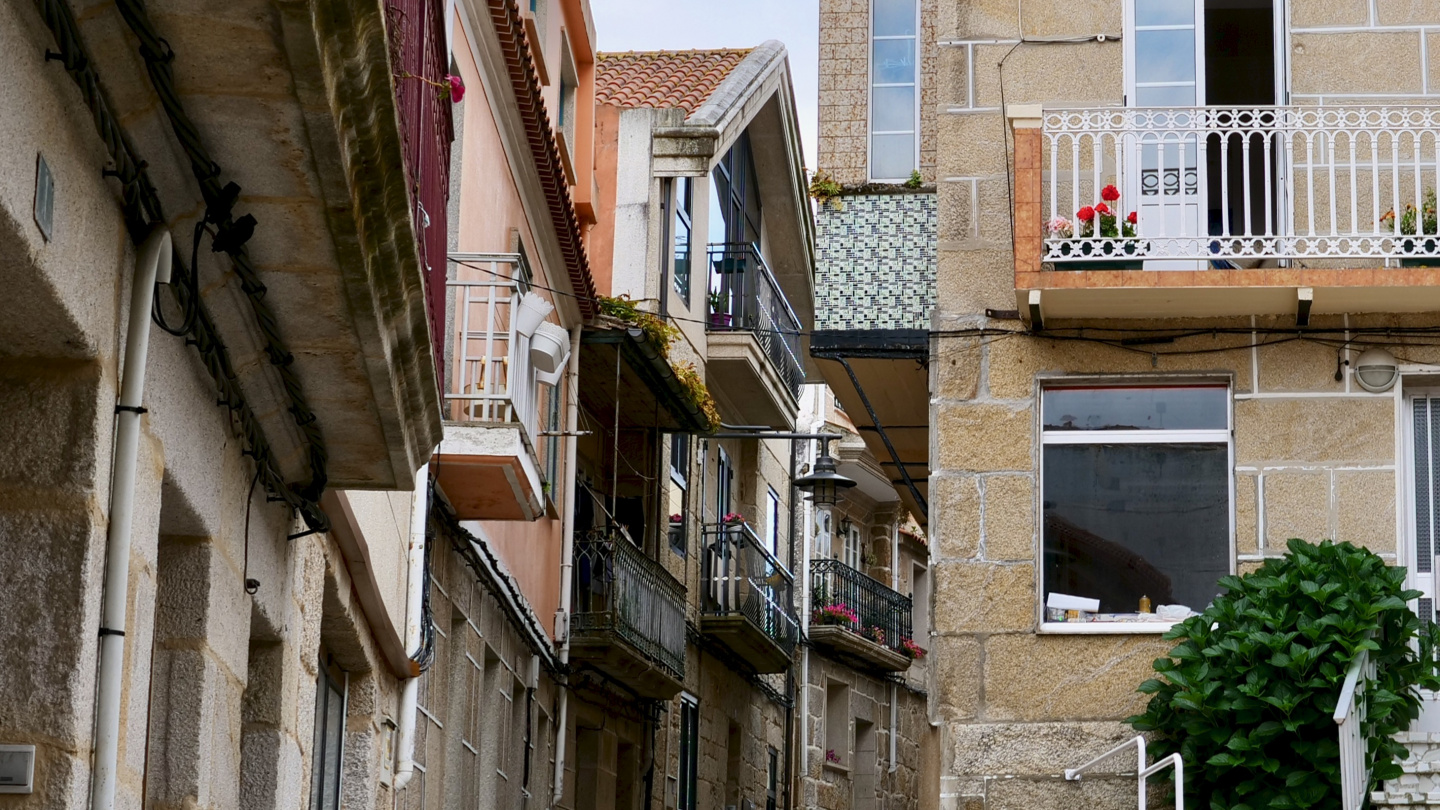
<box><xmin>1138</xmin><ymin>594</ymin><xmax>1152</xmax><ymax>614</ymax></box>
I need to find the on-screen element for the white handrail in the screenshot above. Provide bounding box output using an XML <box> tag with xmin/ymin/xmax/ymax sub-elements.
<box><xmin>1334</xmin><ymin>647</ymin><xmax>1374</xmax><ymax>810</ymax></box>
<box><xmin>1066</xmin><ymin>736</ymin><xmax>1182</xmax><ymax>810</ymax></box>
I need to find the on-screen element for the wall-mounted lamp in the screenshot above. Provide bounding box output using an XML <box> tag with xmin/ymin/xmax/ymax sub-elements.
<box><xmin>1354</xmin><ymin>348</ymin><xmax>1399</xmax><ymax>393</ymax></box>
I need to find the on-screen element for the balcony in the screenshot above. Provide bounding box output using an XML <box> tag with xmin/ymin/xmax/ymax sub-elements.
<box><xmin>1011</xmin><ymin>104</ymin><xmax>1440</xmax><ymax>323</ymax></box>
<box><xmin>700</xmin><ymin>522</ymin><xmax>799</xmax><ymax>674</ymax></box>
<box><xmin>433</xmin><ymin>256</ymin><xmax>548</xmax><ymax>521</ymax></box>
<box><xmin>570</xmin><ymin>528</ymin><xmax>687</xmax><ymax>699</ymax></box>
<box><xmin>705</xmin><ymin>243</ymin><xmax>805</xmax><ymax>429</ymax></box>
<box><xmin>809</xmin><ymin>559</ymin><xmax>914</xmax><ymax>673</ymax></box>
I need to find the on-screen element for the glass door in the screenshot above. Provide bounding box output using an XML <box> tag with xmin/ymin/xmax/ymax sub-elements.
<box><xmin>1126</xmin><ymin>0</ymin><xmax>1206</xmax><ymax>269</ymax></box>
<box><xmin>1408</xmin><ymin>393</ymin><xmax>1440</xmax><ymax>731</ymax></box>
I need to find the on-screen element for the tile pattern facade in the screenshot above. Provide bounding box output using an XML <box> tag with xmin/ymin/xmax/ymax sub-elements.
<box><xmin>816</xmin><ymin>193</ymin><xmax>938</xmax><ymax>331</ymax></box>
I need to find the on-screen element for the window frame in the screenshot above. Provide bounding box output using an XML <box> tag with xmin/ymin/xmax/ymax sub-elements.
<box><xmin>678</xmin><ymin>693</ymin><xmax>700</xmax><ymax>810</ymax></box>
<box><xmin>670</xmin><ymin>434</ymin><xmax>690</xmax><ymax>556</ymax></box>
<box><xmin>672</xmin><ymin>176</ymin><xmax>694</xmax><ymax>305</ymax></box>
<box><xmin>868</xmin><ymin>0</ymin><xmax>921</xmax><ymax>182</ymax></box>
<box><xmin>1037</xmin><ymin>379</ymin><xmax>1236</xmax><ymax>635</ymax></box>
<box><xmin>309</xmin><ymin>652</ymin><xmax>348</xmax><ymax>810</ymax></box>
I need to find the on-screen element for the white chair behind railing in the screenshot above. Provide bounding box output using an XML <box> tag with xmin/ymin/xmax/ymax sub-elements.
<box><xmin>1334</xmin><ymin>646</ymin><xmax>1375</xmax><ymax>810</ymax></box>
<box><xmin>1065</xmin><ymin>736</ymin><xmax>1183</xmax><ymax>810</ymax></box>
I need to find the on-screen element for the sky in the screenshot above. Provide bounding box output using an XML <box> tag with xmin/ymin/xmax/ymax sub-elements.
<box><xmin>589</xmin><ymin>0</ymin><xmax>820</xmax><ymax>169</ymax></box>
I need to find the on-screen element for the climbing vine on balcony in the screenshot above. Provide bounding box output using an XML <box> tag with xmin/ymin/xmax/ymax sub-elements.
<box><xmin>671</xmin><ymin>361</ymin><xmax>720</xmax><ymax>433</ymax></box>
<box><xmin>596</xmin><ymin>295</ymin><xmax>719</xmax><ymax>432</ymax></box>
<box><xmin>1128</xmin><ymin>540</ymin><xmax>1440</xmax><ymax>810</ymax></box>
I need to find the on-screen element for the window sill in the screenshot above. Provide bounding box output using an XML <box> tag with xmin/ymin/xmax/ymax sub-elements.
<box><xmin>822</xmin><ymin>761</ymin><xmax>850</xmax><ymax>778</ymax></box>
<box><xmin>1039</xmin><ymin>621</ymin><xmax>1178</xmax><ymax>635</ymax></box>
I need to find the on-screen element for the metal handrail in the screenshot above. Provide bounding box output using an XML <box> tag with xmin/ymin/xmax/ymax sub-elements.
<box><xmin>810</xmin><ymin>558</ymin><xmax>913</xmax><ymax>652</ymax></box>
<box><xmin>571</xmin><ymin>528</ymin><xmax>687</xmax><ymax>680</ymax></box>
<box><xmin>701</xmin><ymin>522</ymin><xmax>799</xmax><ymax>656</ymax></box>
<box><xmin>1334</xmin><ymin>646</ymin><xmax>1375</xmax><ymax>810</ymax></box>
<box><xmin>704</xmin><ymin>242</ymin><xmax>805</xmax><ymax>398</ymax></box>
<box><xmin>1066</xmin><ymin>736</ymin><xmax>1183</xmax><ymax>810</ymax></box>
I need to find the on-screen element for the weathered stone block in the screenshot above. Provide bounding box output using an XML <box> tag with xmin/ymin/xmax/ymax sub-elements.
<box><xmin>983</xmin><ymin>634</ymin><xmax>1167</xmax><ymax>722</ymax></box>
<box><xmin>1255</xmin><ymin>316</ymin><xmax>1347</xmax><ymax>392</ymax></box>
<box><xmin>987</xmin><ymin>331</ymin><xmax>1252</xmax><ymax>400</ymax></box>
<box><xmin>933</xmin><ymin>562</ymin><xmax>1034</xmax><ymax>633</ymax></box>
<box><xmin>944</xmin><ymin>720</ymin><xmax>1136</xmax><ymax>777</ymax></box>
<box><xmin>1235</xmin><ymin>397</ymin><xmax>1394</xmax><ymax>465</ymax></box>
<box><xmin>983</xmin><ymin>475</ymin><xmax>1034</xmax><ymax>561</ymax></box>
<box><xmin>985</xmin><ymin>774</ymin><xmax>1141</xmax><ymax>810</ymax></box>
<box><xmin>1336</xmin><ymin>470</ymin><xmax>1397</xmax><ymax>553</ymax></box>
<box><xmin>933</xmin><ymin>402</ymin><xmax>1033</xmax><ymax>473</ymax></box>
<box><xmin>935</xmin><ymin>334</ymin><xmax>982</xmax><ymax>400</ymax></box>
<box><xmin>936</xmin><ymin>247</ymin><xmax>1015</xmax><ymax>317</ymax></box>
<box><xmin>1263</xmin><ymin>473</ymin><xmax>1332</xmax><ymax>551</ymax></box>
<box><xmin>1292</xmin><ymin>32</ymin><xmax>1424</xmax><ymax>96</ymax></box>
<box><xmin>1292</xmin><ymin>0</ymin><xmax>1370</xmax><ymax>26</ymax></box>
<box><xmin>1237</xmin><ymin>473</ymin><xmax>1259</xmax><ymax>555</ymax></box>
<box><xmin>973</xmin><ymin>41</ymin><xmax>1122</xmax><ymax>108</ymax></box>
<box><xmin>1376</xmin><ymin>0</ymin><xmax>1440</xmax><ymax>25</ymax></box>
<box><xmin>935</xmin><ymin>635</ymin><xmax>982</xmax><ymax>721</ymax></box>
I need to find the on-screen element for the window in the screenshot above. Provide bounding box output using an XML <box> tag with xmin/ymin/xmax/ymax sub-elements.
<box><xmin>842</xmin><ymin>520</ymin><xmax>862</xmax><ymax>570</ymax></box>
<box><xmin>870</xmin><ymin>0</ymin><xmax>918</xmax><ymax>181</ymax></box>
<box><xmin>678</xmin><ymin>694</ymin><xmax>700</xmax><ymax>810</ymax></box>
<box><xmin>824</xmin><ymin>681</ymin><xmax>849</xmax><ymax>769</ymax></box>
<box><xmin>764</xmin><ymin>486</ymin><xmax>781</xmax><ymax>558</ymax></box>
<box><xmin>310</xmin><ymin>653</ymin><xmax>347</xmax><ymax>810</ymax></box>
<box><xmin>673</xmin><ymin>177</ymin><xmax>693</xmax><ymax>304</ymax></box>
<box><xmin>1409</xmin><ymin>394</ymin><xmax>1440</xmax><ymax>622</ymax></box>
<box><xmin>1041</xmin><ymin>385</ymin><xmax>1232</xmax><ymax>627</ymax></box>
<box><xmin>716</xmin><ymin>447</ymin><xmax>733</xmax><ymax>522</ymax></box>
<box><xmin>709</xmin><ymin>133</ymin><xmax>763</xmax><ymax>247</ymax></box>
<box><xmin>766</xmin><ymin>747</ymin><xmax>779</xmax><ymax>810</ymax></box>
<box><xmin>669</xmin><ymin>434</ymin><xmax>690</xmax><ymax>555</ymax></box>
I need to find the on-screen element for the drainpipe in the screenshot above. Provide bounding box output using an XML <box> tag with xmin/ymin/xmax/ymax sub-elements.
<box><xmin>552</xmin><ymin>323</ymin><xmax>583</xmax><ymax>807</ymax></box>
<box><xmin>798</xmin><ymin>431</ymin><xmax>815</xmax><ymax>784</ymax></box>
<box><xmin>392</xmin><ymin>460</ymin><xmax>432</xmax><ymax>790</ymax></box>
<box><xmin>91</xmin><ymin>227</ymin><xmax>172</xmax><ymax>810</ymax></box>
<box><xmin>889</xmin><ymin>519</ymin><xmax>900</xmax><ymax>774</ymax></box>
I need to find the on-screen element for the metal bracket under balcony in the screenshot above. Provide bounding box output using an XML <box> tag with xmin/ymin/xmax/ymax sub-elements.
<box><xmin>705</xmin><ymin>243</ymin><xmax>805</xmax><ymax>430</ymax></box>
<box><xmin>700</xmin><ymin>522</ymin><xmax>798</xmax><ymax>674</ymax></box>
<box><xmin>809</xmin><ymin>558</ymin><xmax>914</xmax><ymax>673</ymax></box>
<box><xmin>570</xmin><ymin>528</ymin><xmax>687</xmax><ymax>700</ymax></box>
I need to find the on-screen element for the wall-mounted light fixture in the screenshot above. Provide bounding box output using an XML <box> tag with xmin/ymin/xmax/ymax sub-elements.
<box><xmin>1354</xmin><ymin>348</ymin><xmax>1399</xmax><ymax>393</ymax></box>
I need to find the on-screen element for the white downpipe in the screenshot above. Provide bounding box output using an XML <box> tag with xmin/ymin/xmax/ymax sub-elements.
<box><xmin>392</xmin><ymin>460</ymin><xmax>432</xmax><ymax>790</ymax></box>
<box><xmin>90</xmin><ymin>228</ymin><xmax>172</xmax><ymax>810</ymax></box>
<box><xmin>552</xmin><ymin>324</ymin><xmax>582</xmax><ymax>807</ymax></box>
<box><xmin>889</xmin><ymin>520</ymin><xmax>900</xmax><ymax>773</ymax></box>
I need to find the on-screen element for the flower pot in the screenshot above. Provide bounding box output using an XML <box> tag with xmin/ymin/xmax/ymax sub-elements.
<box><xmin>1050</xmin><ymin>239</ymin><xmax>1146</xmax><ymax>271</ymax></box>
<box><xmin>514</xmin><ymin>292</ymin><xmax>555</xmax><ymax>337</ymax></box>
<box><xmin>529</xmin><ymin>321</ymin><xmax>571</xmax><ymax>374</ymax></box>
<box><xmin>709</xmin><ymin>313</ymin><xmax>733</xmax><ymax>328</ymax></box>
<box><xmin>1399</xmin><ymin>237</ymin><xmax>1440</xmax><ymax>268</ymax></box>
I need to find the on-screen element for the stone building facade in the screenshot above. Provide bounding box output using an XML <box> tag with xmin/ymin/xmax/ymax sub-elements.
<box><xmin>816</xmin><ymin>1</ymin><xmax>1440</xmax><ymax>809</ymax></box>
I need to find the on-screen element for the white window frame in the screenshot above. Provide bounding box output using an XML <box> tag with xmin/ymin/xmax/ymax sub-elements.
<box><xmin>765</xmin><ymin>487</ymin><xmax>781</xmax><ymax>558</ymax></box>
<box><xmin>867</xmin><ymin>0</ymin><xmax>921</xmax><ymax>182</ymax></box>
<box><xmin>842</xmin><ymin>521</ymin><xmax>862</xmax><ymax>571</ymax></box>
<box><xmin>1038</xmin><ymin>380</ymin><xmax>1236</xmax><ymax>635</ymax></box>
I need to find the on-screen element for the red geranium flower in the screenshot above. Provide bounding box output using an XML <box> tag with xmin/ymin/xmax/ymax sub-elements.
<box><xmin>1076</xmin><ymin>206</ymin><xmax>1095</xmax><ymax>222</ymax></box>
<box><xmin>1095</xmin><ymin>202</ymin><xmax>1111</xmax><ymax>215</ymax></box>
<box><xmin>1101</xmin><ymin>184</ymin><xmax>1121</xmax><ymax>202</ymax></box>
<box><xmin>1127</xmin><ymin>211</ymin><xmax>1138</xmax><ymax>224</ymax></box>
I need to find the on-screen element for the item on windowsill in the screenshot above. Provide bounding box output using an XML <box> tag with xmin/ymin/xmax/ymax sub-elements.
<box><xmin>1046</xmin><ymin>592</ymin><xmax>1101</xmax><ymax>613</ymax></box>
<box><xmin>825</xmin><ymin>749</ymin><xmax>842</xmax><ymax>765</ymax></box>
<box><xmin>1048</xmin><ymin>184</ymin><xmax>1146</xmax><ymax>270</ymax></box>
<box><xmin>669</xmin><ymin>513</ymin><xmax>683</xmax><ymax>524</ymax></box>
<box><xmin>708</xmin><ymin>290</ymin><xmax>732</xmax><ymax>327</ymax></box>
<box><xmin>1379</xmin><ymin>188</ymin><xmax>1440</xmax><ymax>267</ymax></box>
<box><xmin>1046</xmin><ymin>607</ymin><xmax>1067</xmax><ymax>622</ymax></box>
<box><xmin>722</xmin><ymin>511</ymin><xmax>745</xmax><ymax>526</ymax></box>
<box><xmin>1066</xmin><ymin>609</ymin><xmax>1081</xmax><ymax>621</ymax></box>
<box><xmin>1138</xmin><ymin>594</ymin><xmax>1152</xmax><ymax>614</ymax></box>
<box><xmin>1156</xmin><ymin>604</ymin><xmax>1197</xmax><ymax>621</ymax></box>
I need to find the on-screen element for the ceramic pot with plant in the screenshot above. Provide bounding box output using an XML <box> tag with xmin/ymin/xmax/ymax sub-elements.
<box><xmin>708</xmin><ymin>290</ymin><xmax>732</xmax><ymax>328</ymax></box>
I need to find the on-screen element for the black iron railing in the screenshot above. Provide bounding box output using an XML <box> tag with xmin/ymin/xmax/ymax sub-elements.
<box><xmin>701</xmin><ymin>522</ymin><xmax>799</xmax><ymax>656</ymax></box>
<box><xmin>810</xmin><ymin>559</ymin><xmax>912</xmax><ymax>653</ymax></box>
<box><xmin>572</xmin><ymin>528</ymin><xmax>686</xmax><ymax>680</ymax></box>
<box><xmin>705</xmin><ymin>243</ymin><xmax>805</xmax><ymax>398</ymax></box>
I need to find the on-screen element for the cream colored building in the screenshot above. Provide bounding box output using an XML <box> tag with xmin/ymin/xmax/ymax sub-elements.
<box><xmin>816</xmin><ymin>1</ymin><xmax>1440</xmax><ymax>809</ymax></box>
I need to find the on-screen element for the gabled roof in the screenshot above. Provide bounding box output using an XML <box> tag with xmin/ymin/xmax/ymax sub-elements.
<box><xmin>595</xmin><ymin>48</ymin><xmax>753</xmax><ymax>114</ymax></box>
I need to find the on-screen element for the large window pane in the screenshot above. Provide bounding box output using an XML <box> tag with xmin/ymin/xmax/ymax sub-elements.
<box><xmin>1043</xmin><ymin>443</ymin><xmax>1229</xmax><ymax>614</ymax></box>
<box><xmin>1135</xmin><ymin>0</ymin><xmax>1194</xmax><ymax>26</ymax></box>
<box><xmin>872</xmin><ymin>39</ymin><xmax>915</xmax><ymax>85</ymax></box>
<box><xmin>1043</xmin><ymin>386</ymin><xmax>1227</xmax><ymax>431</ymax></box>
<box><xmin>873</xmin><ymin>0</ymin><xmax>916</xmax><ymax>37</ymax></box>
<box><xmin>871</xmin><ymin>85</ymin><xmax>915</xmax><ymax>132</ymax></box>
<box><xmin>870</xmin><ymin>133</ymin><xmax>915</xmax><ymax>180</ymax></box>
<box><xmin>1135</xmin><ymin>29</ymin><xmax>1196</xmax><ymax>84</ymax></box>
<box><xmin>1135</xmin><ymin>85</ymin><xmax>1197</xmax><ymax>107</ymax></box>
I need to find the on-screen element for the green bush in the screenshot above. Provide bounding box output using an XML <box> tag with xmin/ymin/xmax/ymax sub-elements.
<box><xmin>1127</xmin><ymin>539</ymin><xmax>1440</xmax><ymax>810</ymax></box>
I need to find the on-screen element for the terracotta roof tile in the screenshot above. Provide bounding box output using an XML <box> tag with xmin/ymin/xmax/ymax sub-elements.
<box><xmin>595</xmin><ymin>48</ymin><xmax>753</xmax><ymax>114</ymax></box>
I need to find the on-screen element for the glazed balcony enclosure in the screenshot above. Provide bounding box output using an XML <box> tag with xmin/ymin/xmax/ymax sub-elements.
<box><xmin>434</xmin><ymin>254</ymin><xmax>557</xmax><ymax>521</ymax></box>
<box><xmin>701</xmin><ymin>522</ymin><xmax>800</xmax><ymax>674</ymax></box>
<box><xmin>706</xmin><ymin>243</ymin><xmax>806</xmax><ymax>429</ymax></box>
<box><xmin>570</xmin><ymin>528</ymin><xmax>687</xmax><ymax>700</ymax></box>
<box><xmin>809</xmin><ymin>559</ymin><xmax>914</xmax><ymax>673</ymax></box>
<box><xmin>1010</xmin><ymin>104</ymin><xmax>1440</xmax><ymax>323</ymax></box>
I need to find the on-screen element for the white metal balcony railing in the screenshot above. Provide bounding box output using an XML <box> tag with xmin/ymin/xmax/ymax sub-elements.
<box><xmin>1042</xmin><ymin>106</ymin><xmax>1440</xmax><ymax>265</ymax></box>
<box><xmin>445</xmin><ymin>254</ymin><xmax>538</xmax><ymax>442</ymax></box>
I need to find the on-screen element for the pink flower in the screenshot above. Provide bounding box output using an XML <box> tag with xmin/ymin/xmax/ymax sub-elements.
<box><xmin>446</xmin><ymin>74</ymin><xmax>466</xmax><ymax>103</ymax></box>
<box><xmin>1076</xmin><ymin>206</ymin><xmax>1095</xmax><ymax>222</ymax></box>
<box><xmin>1101</xmin><ymin>184</ymin><xmax>1121</xmax><ymax>202</ymax></box>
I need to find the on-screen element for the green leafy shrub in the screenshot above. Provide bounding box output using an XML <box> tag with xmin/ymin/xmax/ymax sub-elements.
<box><xmin>1128</xmin><ymin>540</ymin><xmax>1440</xmax><ymax>810</ymax></box>
<box><xmin>596</xmin><ymin>295</ymin><xmax>680</xmax><ymax>358</ymax></box>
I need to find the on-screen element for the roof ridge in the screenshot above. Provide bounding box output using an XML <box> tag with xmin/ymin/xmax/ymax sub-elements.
<box><xmin>597</xmin><ymin>47</ymin><xmax>754</xmax><ymax>59</ymax></box>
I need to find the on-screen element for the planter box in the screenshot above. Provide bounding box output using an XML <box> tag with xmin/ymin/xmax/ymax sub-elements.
<box><xmin>1397</xmin><ymin>237</ymin><xmax>1440</xmax><ymax>267</ymax></box>
<box><xmin>1051</xmin><ymin>239</ymin><xmax>1147</xmax><ymax>271</ymax></box>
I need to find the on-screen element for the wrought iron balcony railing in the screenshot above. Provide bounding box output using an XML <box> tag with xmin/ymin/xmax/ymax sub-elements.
<box><xmin>1039</xmin><ymin>105</ymin><xmax>1440</xmax><ymax>265</ymax></box>
<box><xmin>701</xmin><ymin>522</ymin><xmax>799</xmax><ymax>657</ymax></box>
<box><xmin>705</xmin><ymin>243</ymin><xmax>805</xmax><ymax>397</ymax></box>
<box><xmin>809</xmin><ymin>558</ymin><xmax>913</xmax><ymax>654</ymax></box>
<box><xmin>572</xmin><ymin>527</ymin><xmax>687</xmax><ymax>681</ymax></box>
